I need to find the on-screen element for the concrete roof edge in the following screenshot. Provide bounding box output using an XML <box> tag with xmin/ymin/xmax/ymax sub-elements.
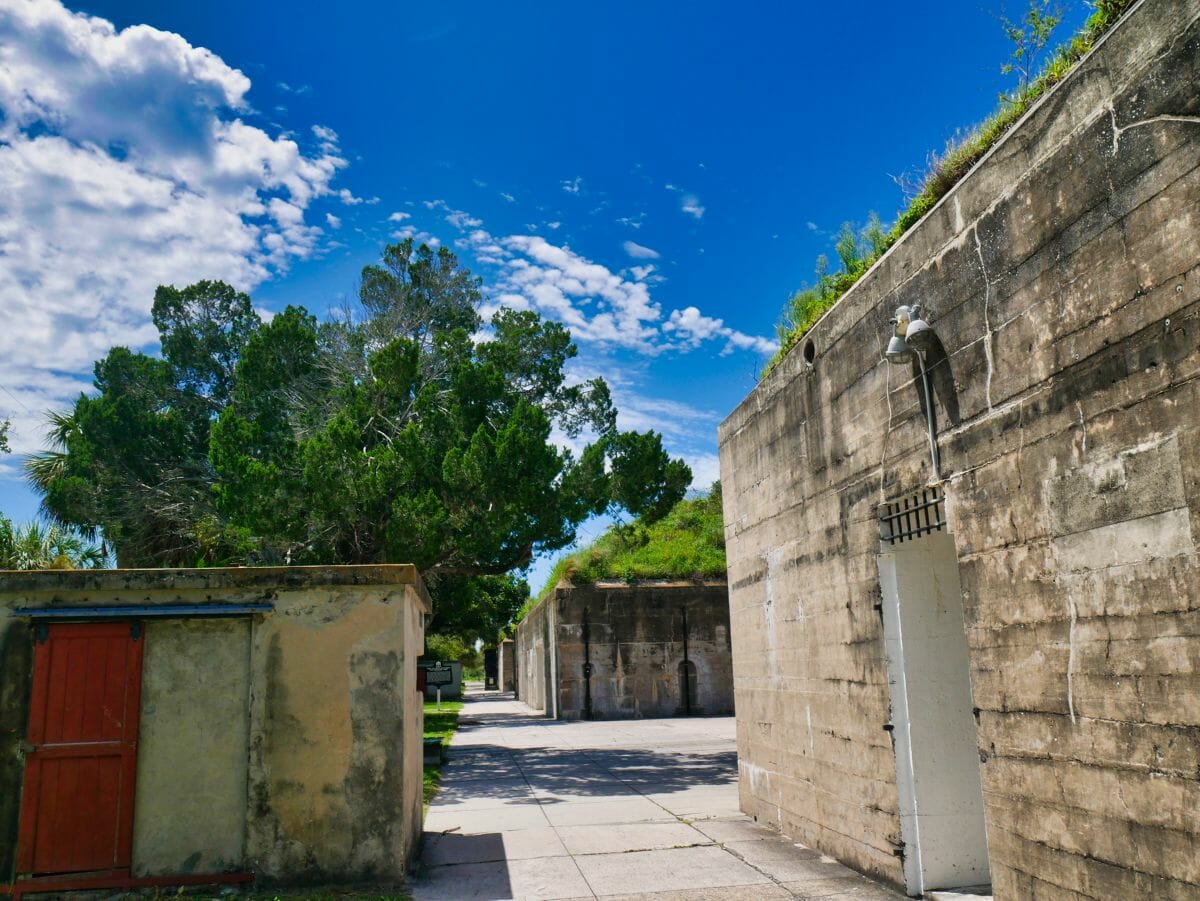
<box><xmin>579</xmin><ymin>578</ymin><xmax>728</xmax><ymax>590</ymax></box>
<box><xmin>0</xmin><ymin>563</ymin><xmax>425</xmax><ymax>596</ymax></box>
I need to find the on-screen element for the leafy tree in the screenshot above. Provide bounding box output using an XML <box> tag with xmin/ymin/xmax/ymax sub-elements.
<box><xmin>0</xmin><ymin>516</ymin><xmax>105</xmax><ymax>570</ymax></box>
<box><xmin>0</xmin><ymin>419</ymin><xmax>9</xmax><ymax>454</ymax></box>
<box><xmin>426</xmin><ymin>573</ymin><xmax>529</xmax><ymax>643</ymax></box>
<box><xmin>26</xmin><ymin>281</ymin><xmax>260</xmax><ymax>566</ymax></box>
<box><xmin>209</xmin><ymin>240</ymin><xmax>687</xmax><ymax>576</ymax></box>
<box><xmin>30</xmin><ymin>241</ymin><xmax>691</xmax><ymax>639</ymax></box>
<box><xmin>423</xmin><ymin>632</ymin><xmax>479</xmax><ymax>668</ymax></box>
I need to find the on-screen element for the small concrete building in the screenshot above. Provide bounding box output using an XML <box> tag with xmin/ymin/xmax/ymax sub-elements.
<box><xmin>0</xmin><ymin>565</ymin><xmax>428</xmax><ymax>897</ymax></box>
<box><xmin>515</xmin><ymin>580</ymin><xmax>733</xmax><ymax>720</ymax></box>
<box><xmin>719</xmin><ymin>1</ymin><xmax>1200</xmax><ymax>897</ymax></box>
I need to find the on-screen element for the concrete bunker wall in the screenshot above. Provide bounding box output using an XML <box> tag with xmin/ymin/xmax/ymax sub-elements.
<box><xmin>516</xmin><ymin>581</ymin><xmax>733</xmax><ymax>720</ymax></box>
<box><xmin>499</xmin><ymin>638</ymin><xmax>516</xmax><ymax>693</ymax></box>
<box><xmin>514</xmin><ymin>592</ymin><xmax>552</xmax><ymax>715</ymax></box>
<box><xmin>0</xmin><ymin>565</ymin><xmax>428</xmax><ymax>888</ymax></box>
<box><xmin>718</xmin><ymin>0</ymin><xmax>1200</xmax><ymax>896</ymax></box>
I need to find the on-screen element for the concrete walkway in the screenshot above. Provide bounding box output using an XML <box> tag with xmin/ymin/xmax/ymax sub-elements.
<box><xmin>412</xmin><ymin>693</ymin><xmax>904</xmax><ymax>901</ymax></box>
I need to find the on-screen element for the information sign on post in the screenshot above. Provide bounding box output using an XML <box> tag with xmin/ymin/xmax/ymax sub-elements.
<box><xmin>426</xmin><ymin>662</ymin><xmax>453</xmax><ymax>708</ymax></box>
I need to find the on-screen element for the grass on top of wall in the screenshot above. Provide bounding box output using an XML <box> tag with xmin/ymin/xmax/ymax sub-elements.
<box><xmin>514</xmin><ymin>485</ymin><xmax>726</xmax><ymax>627</ymax></box>
<box><xmin>765</xmin><ymin>0</ymin><xmax>1137</xmax><ymax>377</ymax></box>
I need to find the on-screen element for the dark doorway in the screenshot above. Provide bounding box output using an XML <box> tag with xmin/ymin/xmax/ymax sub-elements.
<box><xmin>17</xmin><ymin>622</ymin><xmax>144</xmax><ymax>877</ymax></box>
<box><xmin>677</xmin><ymin>659</ymin><xmax>698</xmax><ymax>715</ymax></box>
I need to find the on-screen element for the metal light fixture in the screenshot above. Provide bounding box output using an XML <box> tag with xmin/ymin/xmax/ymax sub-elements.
<box><xmin>885</xmin><ymin>303</ymin><xmax>940</xmax><ymax>478</ymax></box>
<box><xmin>886</xmin><ymin>305</ymin><xmax>915</xmax><ymax>365</ymax></box>
<box><xmin>904</xmin><ymin>308</ymin><xmax>935</xmax><ymax>353</ymax></box>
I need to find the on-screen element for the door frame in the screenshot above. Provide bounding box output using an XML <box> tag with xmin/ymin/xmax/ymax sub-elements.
<box><xmin>15</xmin><ymin>620</ymin><xmax>144</xmax><ymax>878</ymax></box>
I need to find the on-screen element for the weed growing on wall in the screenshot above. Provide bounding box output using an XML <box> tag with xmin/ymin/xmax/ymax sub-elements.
<box><xmin>766</xmin><ymin>0</ymin><xmax>1136</xmax><ymax>376</ymax></box>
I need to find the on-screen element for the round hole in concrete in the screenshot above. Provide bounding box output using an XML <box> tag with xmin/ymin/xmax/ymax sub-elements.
<box><xmin>803</xmin><ymin>338</ymin><xmax>816</xmax><ymax>366</ymax></box>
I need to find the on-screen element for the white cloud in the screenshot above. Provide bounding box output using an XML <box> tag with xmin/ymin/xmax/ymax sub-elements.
<box><xmin>546</xmin><ymin>221</ymin><xmax>562</xmax><ymax>230</ymax></box>
<box><xmin>613</xmin><ymin>392</ymin><xmax>718</xmax><ymax>439</ymax></box>
<box><xmin>500</xmin><ymin>192</ymin><xmax>516</xmax><ymax>202</ymax></box>
<box><xmin>665</xmin><ymin>183</ymin><xmax>705</xmax><ymax>219</ymax></box>
<box><xmin>446</xmin><ymin>209</ymin><xmax>482</xmax><ymax>229</ymax></box>
<box><xmin>325</xmin><ymin>213</ymin><xmax>341</xmax><ymax>228</ymax></box>
<box><xmin>664</xmin><ymin>307</ymin><xmax>778</xmax><ymax>356</ymax></box>
<box><xmin>502</xmin><ymin>235</ymin><xmax>666</xmax><ymax>351</ymax></box>
<box><xmin>561</xmin><ymin>177</ymin><xmax>582</xmax><ymax>195</ymax></box>
<box><xmin>424</xmin><ymin>199</ymin><xmax>482</xmax><ymax>230</ymax></box>
<box><xmin>665</xmin><ymin>307</ymin><xmax>724</xmax><ymax>343</ymax></box>
<box><xmin>390</xmin><ymin>224</ymin><xmax>441</xmax><ymax>247</ymax></box>
<box><xmin>337</xmin><ymin>188</ymin><xmax>378</xmax><ymax>205</ymax></box>
<box><xmin>617</xmin><ymin>214</ymin><xmax>645</xmax><ymax>229</ymax></box>
<box><xmin>0</xmin><ymin>0</ymin><xmax>350</xmax><ymax>457</ymax></box>
<box><xmin>388</xmin><ymin>211</ymin><xmax>412</xmax><ymax>222</ymax></box>
<box><xmin>369</xmin><ymin>203</ymin><xmax>776</xmax><ymax>362</ymax></box>
<box><xmin>622</xmin><ymin>240</ymin><xmax>660</xmax><ymax>260</ymax></box>
<box><xmin>685</xmin><ymin>453</ymin><xmax>721</xmax><ymax>490</ymax></box>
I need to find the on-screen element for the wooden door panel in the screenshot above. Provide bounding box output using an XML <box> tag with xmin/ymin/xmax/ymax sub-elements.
<box><xmin>27</xmin><ymin>754</ymin><xmax>123</xmax><ymax>873</ymax></box>
<box><xmin>17</xmin><ymin>622</ymin><xmax>143</xmax><ymax>877</ymax></box>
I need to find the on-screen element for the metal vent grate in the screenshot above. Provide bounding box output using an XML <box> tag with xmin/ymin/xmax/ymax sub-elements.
<box><xmin>879</xmin><ymin>485</ymin><xmax>945</xmax><ymax>546</ymax></box>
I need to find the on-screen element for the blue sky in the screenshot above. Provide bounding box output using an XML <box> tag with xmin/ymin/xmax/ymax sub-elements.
<box><xmin>0</xmin><ymin>0</ymin><xmax>1092</xmax><ymax>586</ymax></box>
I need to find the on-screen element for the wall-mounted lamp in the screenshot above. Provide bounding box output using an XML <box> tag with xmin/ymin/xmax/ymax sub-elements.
<box><xmin>886</xmin><ymin>304</ymin><xmax>940</xmax><ymax>478</ymax></box>
<box><xmin>886</xmin><ymin>305</ymin><xmax>914</xmax><ymax>364</ymax></box>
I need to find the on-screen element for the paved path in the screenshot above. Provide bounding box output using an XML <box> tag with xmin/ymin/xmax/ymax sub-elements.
<box><xmin>412</xmin><ymin>692</ymin><xmax>903</xmax><ymax>901</ymax></box>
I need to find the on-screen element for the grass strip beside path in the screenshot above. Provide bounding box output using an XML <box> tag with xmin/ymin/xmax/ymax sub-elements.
<box><xmin>423</xmin><ymin>698</ymin><xmax>464</xmax><ymax>809</ymax></box>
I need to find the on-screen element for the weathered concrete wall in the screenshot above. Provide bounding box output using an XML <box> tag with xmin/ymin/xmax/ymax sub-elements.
<box><xmin>499</xmin><ymin>638</ymin><xmax>515</xmax><ymax>693</ymax></box>
<box><xmin>515</xmin><ymin>595</ymin><xmax>550</xmax><ymax>713</ymax></box>
<box><xmin>718</xmin><ymin>0</ymin><xmax>1200</xmax><ymax>896</ymax></box>
<box><xmin>516</xmin><ymin>581</ymin><xmax>733</xmax><ymax>720</ymax></box>
<box><xmin>0</xmin><ymin>565</ymin><xmax>428</xmax><ymax>887</ymax></box>
<box><xmin>133</xmin><ymin>618</ymin><xmax>251</xmax><ymax>876</ymax></box>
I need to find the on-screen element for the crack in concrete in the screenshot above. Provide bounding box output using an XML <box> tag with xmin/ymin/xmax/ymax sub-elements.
<box><xmin>879</xmin><ymin>333</ymin><xmax>895</xmax><ymax>503</ymax></box>
<box><xmin>1067</xmin><ymin>594</ymin><xmax>1079</xmax><ymax>726</ymax></box>
<box><xmin>1110</xmin><ymin>106</ymin><xmax>1200</xmax><ymax>155</ymax></box>
<box><xmin>973</xmin><ymin>227</ymin><xmax>996</xmax><ymax>412</ymax></box>
<box><xmin>1076</xmin><ymin>400</ymin><xmax>1089</xmax><ymax>462</ymax></box>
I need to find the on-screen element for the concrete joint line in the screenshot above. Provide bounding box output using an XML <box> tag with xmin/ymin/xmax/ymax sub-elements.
<box><xmin>715</xmin><ymin>838</ymin><xmax>795</xmax><ymax>893</ymax></box>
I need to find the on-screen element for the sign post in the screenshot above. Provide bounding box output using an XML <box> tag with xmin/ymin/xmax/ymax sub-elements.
<box><xmin>426</xmin><ymin>662</ymin><xmax>454</xmax><ymax>710</ymax></box>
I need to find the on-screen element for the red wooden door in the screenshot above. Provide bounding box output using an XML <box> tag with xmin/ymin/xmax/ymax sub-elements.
<box><xmin>16</xmin><ymin>621</ymin><xmax>144</xmax><ymax>877</ymax></box>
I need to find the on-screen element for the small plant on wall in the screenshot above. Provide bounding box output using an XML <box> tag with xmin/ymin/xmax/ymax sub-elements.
<box><xmin>998</xmin><ymin>0</ymin><xmax>1064</xmax><ymax>100</ymax></box>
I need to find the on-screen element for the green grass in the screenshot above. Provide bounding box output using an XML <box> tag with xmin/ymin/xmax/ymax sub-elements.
<box><xmin>516</xmin><ymin>486</ymin><xmax>726</xmax><ymax>625</ymax></box>
<box><xmin>765</xmin><ymin>0</ymin><xmax>1137</xmax><ymax>376</ymax></box>
<box><xmin>422</xmin><ymin>699</ymin><xmax>464</xmax><ymax>809</ymax></box>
